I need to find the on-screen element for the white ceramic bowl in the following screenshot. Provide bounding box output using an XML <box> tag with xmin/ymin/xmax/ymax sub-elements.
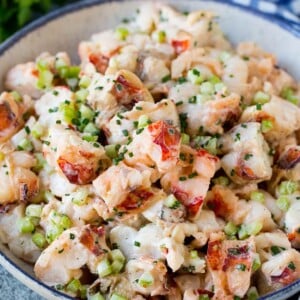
<box><xmin>0</xmin><ymin>1</ymin><xmax>300</xmax><ymax>299</ymax></box>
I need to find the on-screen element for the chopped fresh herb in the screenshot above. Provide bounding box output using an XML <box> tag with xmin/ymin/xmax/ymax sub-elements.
<box><xmin>236</xmin><ymin>263</ymin><xmax>246</xmax><ymax>271</ymax></box>
<box><xmin>161</xmin><ymin>74</ymin><xmax>171</xmax><ymax>83</ymax></box>
<box><xmin>256</xmin><ymin>103</ymin><xmax>262</xmax><ymax>110</ymax></box>
<box><xmin>244</xmin><ymin>153</ymin><xmax>253</xmax><ymax>160</ymax></box>
<box><xmin>135</xmin><ymin>106</ymin><xmax>143</xmax><ymax>111</ymax></box>
<box><xmin>122</xmin><ymin>129</ymin><xmax>129</xmax><ymax>137</ymax></box>
<box><xmin>178</xmin><ymin>77</ymin><xmax>187</xmax><ymax>84</ymax></box>
<box><xmin>234</xmin><ymin>133</ymin><xmax>241</xmax><ymax>141</ymax></box>
<box><xmin>288</xmin><ymin>261</ymin><xmax>296</xmax><ymax>271</ymax></box>
<box><xmin>176</xmin><ymin>101</ymin><xmax>183</xmax><ymax>106</ymax></box>
<box><xmin>134</xmin><ymin>241</ymin><xmax>141</xmax><ymax>247</ymax></box>
<box><xmin>188</xmin><ymin>172</ymin><xmax>198</xmax><ymax>178</ymax></box>
<box><xmin>69</xmin><ymin>233</ymin><xmax>75</xmax><ymax>240</ymax></box>
<box><xmin>179</xmin><ymin>176</ymin><xmax>187</xmax><ymax>181</ymax></box>
<box><xmin>48</xmin><ymin>107</ymin><xmax>58</xmax><ymax>113</ymax></box>
<box><xmin>136</xmin><ymin>127</ymin><xmax>144</xmax><ymax>135</ymax></box>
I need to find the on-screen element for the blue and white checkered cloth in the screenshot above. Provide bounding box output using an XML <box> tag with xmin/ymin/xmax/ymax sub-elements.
<box><xmin>230</xmin><ymin>0</ymin><xmax>300</xmax><ymax>22</ymax></box>
<box><xmin>227</xmin><ymin>0</ymin><xmax>300</xmax><ymax>34</ymax></box>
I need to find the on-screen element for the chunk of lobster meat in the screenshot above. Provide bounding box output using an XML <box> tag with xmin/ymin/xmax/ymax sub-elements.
<box><xmin>258</xmin><ymin>249</ymin><xmax>300</xmax><ymax>294</ymax></box>
<box><xmin>206</xmin><ymin>233</ymin><xmax>257</xmax><ymax>298</ymax></box>
<box><xmin>92</xmin><ymin>162</ymin><xmax>153</xmax><ymax>210</ymax></box>
<box><xmin>284</xmin><ymin>202</ymin><xmax>300</xmax><ymax>249</ymax></box>
<box><xmin>110</xmin><ymin>69</ymin><xmax>154</xmax><ymax>107</ymax></box>
<box><xmin>205</xmin><ymin>185</ymin><xmax>239</xmax><ymax>220</ymax></box>
<box><xmin>255</xmin><ymin>231</ymin><xmax>292</xmax><ymax>262</ymax></box>
<box><xmin>220</xmin><ymin>122</ymin><xmax>272</xmax><ymax>184</ymax></box>
<box><xmin>0</xmin><ymin>92</ymin><xmax>31</xmax><ymax>143</ymax></box>
<box><xmin>171</xmin><ymin>48</ymin><xmax>222</xmax><ymax>79</ymax></box>
<box><xmin>206</xmin><ymin>185</ymin><xmax>276</xmax><ymax>230</ymax></box>
<box><xmin>34</xmin><ymin>225</ymin><xmax>108</xmax><ymax>286</ymax></box>
<box><xmin>193</xmin><ymin>210</ymin><xmax>225</xmax><ymax>245</ymax></box>
<box><xmin>126</xmin><ymin>258</ymin><xmax>168</xmax><ymax>296</ymax></box>
<box><xmin>43</xmin><ymin>125</ymin><xmax>107</xmax><ymax>185</ymax></box>
<box><xmin>175</xmin><ymin>92</ymin><xmax>241</xmax><ymax>135</ymax></box>
<box><xmin>124</xmin><ymin>120</ymin><xmax>181</xmax><ymax>173</ymax></box>
<box><xmin>104</xmin><ymin>99</ymin><xmax>179</xmax><ymax>145</ymax></box>
<box><xmin>142</xmin><ymin>196</ymin><xmax>187</xmax><ymax>224</ymax></box>
<box><xmin>87</xmin><ymin>70</ymin><xmax>153</xmax><ymax>126</ymax></box>
<box><xmin>5</xmin><ymin>62</ymin><xmax>43</xmax><ymax>99</ymax></box>
<box><xmin>93</xmin><ymin>163</ymin><xmax>163</xmax><ymax>213</ymax></box>
<box><xmin>34</xmin><ymin>86</ymin><xmax>75</xmax><ymax>127</ymax></box>
<box><xmin>78</xmin><ymin>29</ymin><xmax>126</xmax><ymax>63</ymax></box>
<box><xmin>0</xmin><ymin>150</ymin><xmax>39</xmax><ymax>205</ymax></box>
<box><xmin>276</xmin><ymin>145</ymin><xmax>300</xmax><ymax>173</ymax></box>
<box><xmin>174</xmin><ymin>274</ymin><xmax>204</xmax><ymax>295</ymax></box>
<box><xmin>183</xmin><ymin>289</ymin><xmax>214</xmax><ymax>300</ymax></box>
<box><xmin>161</xmin><ymin>146</ymin><xmax>220</xmax><ymax>218</ymax></box>
<box><xmin>138</xmin><ymin>56</ymin><xmax>170</xmax><ymax>88</ymax></box>
<box><xmin>222</xmin><ymin>56</ymin><xmax>249</xmax><ymax>96</ymax></box>
<box><xmin>111</xmin><ymin>223</ymin><xmax>166</xmax><ymax>263</ymax></box>
<box><xmin>240</xmin><ymin>96</ymin><xmax>300</xmax><ymax>142</ymax></box>
<box><xmin>161</xmin><ymin>222</ymin><xmax>206</xmax><ymax>273</ymax></box>
<box><xmin>0</xmin><ymin>204</ymin><xmax>41</xmax><ymax>263</ymax></box>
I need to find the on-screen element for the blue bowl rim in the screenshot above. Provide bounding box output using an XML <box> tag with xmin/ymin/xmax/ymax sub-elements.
<box><xmin>0</xmin><ymin>0</ymin><xmax>299</xmax><ymax>299</ymax></box>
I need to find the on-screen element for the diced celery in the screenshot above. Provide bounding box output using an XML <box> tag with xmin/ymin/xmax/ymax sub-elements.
<box><xmin>25</xmin><ymin>204</ymin><xmax>42</xmax><ymax>218</ymax></box>
<box><xmin>17</xmin><ymin>138</ymin><xmax>33</xmax><ymax>151</ymax></box>
<box><xmin>10</xmin><ymin>91</ymin><xmax>22</xmax><ymax>102</ymax></box>
<box><xmin>82</xmin><ymin>135</ymin><xmax>98</xmax><ymax>143</ymax></box>
<box><xmin>97</xmin><ymin>258</ymin><xmax>113</xmax><ymax>277</ymax></box>
<box><xmin>79</xmin><ymin>76</ymin><xmax>91</xmax><ymax>88</ymax></box>
<box><xmin>110</xmin><ymin>294</ymin><xmax>127</xmax><ymax>300</ymax></box>
<box><xmin>66</xmin><ymin>278</ymin><xmax>81</xmax><ymax>294</ymax></box>
<box><xmin>209</xmin><ymin>75</ymin><xmax>221</xmax><ymax>84</ymax></box>
<box><xmin>250</xmin><ymin>191</ymin><xmax>265</xmax><ymax>203</ymax></box>
<box><xmin>200</xmin><ymin>81</ymin><xmax>214</xmax><ymax>95</ymax></box>
<box><xmin>155</xmin><ymin>30</ymin><xmax>166</xmax><ymax>43</ymax></box>
<box><xmin>68</xmin><ymin>66</ymin><xmax>80</xmax><ymax>78</ymax></box>
<box><xmin>111</xmin><ymin>260</ymin><xmax>124</xmax><ymax>274</ymax></box>
<box><xmin>115</xmin><ymin>27</ymin><xmax>129</xmax><ymax>40</ymax></box>
<box><xmin>238</xmin><ymin>224</ymin><xmax>248</xmax><ymax>240</ymax></box>
<box><xmin>17</xmin><ymin>217</ymin><xmax>35</xmax><ymax>234</ymax></box>
<box><xmin>76</xmin><ymin>89</ymin><xmax>89</xmax><ymax>102</ymax></box>
<box><xmin>110</xmin><ymin>249</ymin><xmax>125</xmax><ymax>263</ymax></box>
<box><xmin>181</xmin><ymin>133</ymin><xmax>190</xmax><ymax>145</ymax></box>
<box><xmin>79</xmin><ymin>104</ymin><xmax>94</xmax><ymax>121</ymax></box>
<box><xmin>281</xmin><ymin>87</ymin><xmax>299</xmax><ymax>105</ymax></box>
<box><xmin>224</xmin><ymin>222</ymin><xmax>238</xmax><ymax>236</ymax></box>
<box><xmin>214</xmin><ymin>82</ymin><xmax>227</xmax><ymax>93</ymax></box>
<box><xmin>253</xmin><ymin>91</ymin><xmax>270</xmax><ymax>104</ymax></box>
<box><xmin>89</xmin><ymin>292</ymin><xmax>105</xmax><ymax>300</ymax></box>
<box><xmin>71</xmin><ymin>188</ymin><xmax>89</xmax><ymax>206</ymax></box>
<box><xmin>84</xmin><ymin>123</ymin><xmax>100</xmax><ymax>135</ymax></box>
<box><xmin>219</xmin><ymin>51</ymin><xmax>231</xmax><ymax>64</ymax></box>
<box><xmin>55</xmin><ymin>57</ymin><xmax>68</xmax><ymax>70</ymax></box>
<box><xmin>190</xmin><ymin>250</ymin><xmax>198</xmax><ymax>259</ymax></box>
<box><xmin>261</xmin><ymin>120</ymin><xmax>273</xmax><ymax>133</ymax></box>
<box><xmin>276</xmin><ymin>196</ymin><xmax>290</xmax><ymax>211</ymax></box>
<box><xmin>247</xmin><ymin>286</ymin><xmax>259</xmax><ymax>300</ymax></box>
<box><xmin>164</xmin><ymin>194</ymin><xmax>181</xmax><ymax>209</ymax></box>
<box><xmin>138</xmin><ymin>272</ymin><xmax>154</xmax><ymax>288</ymax></box>
<box><xmin>105</xmin><ymin>144</ymin><xmax>119</xmax><ymax>159</ymax></box>
<box><xmin>199</xmin><ymin>295</ymin><xmax>210</xmax><ymax>300</ymax></box>
<box><xmin>33</xmin><ymin>153</ymin><xmax>47</xmax><ymax>173</ymax></box>
<box><xmin>37</xmin><ymin>69</ymin><xmax>53</xmax><ymax>89</ymax></box>
<box><xmin>138</xmin><ymin>115</ymin><xmax>150</xmax><ymax>128</ymax></box>
<box><xmin>246</xmin><ymin>221</ymin><xmax>263</xmax><ymax>236</ymax></box>
<box><xmin>59</xmin><ymin>102</ymin><xmax>78</xmax><ymax>124</ymax></box>
<box><xmin>32</xmin><ymin>232</ymin><xmax>47</xmax><ymax>249</ymax></box>
<box><xmin>278</xmin><ymin>181</ymin><xmax>298</xmax><ymax>195</ymax></box>
<box><xmin>213</xmin><ymin>176</ymin><xmax>230</xmax><ymax>186</ymax></box>
<box><xmin>187</xmin><ymin>68</ymin><xmax>204</xmax><ymax>84</ymax></box>
<box><xmin>252</xmin><ymin>256</ymin><xmax>261</xmax><ymax>272</ymax></box>
<box><xmin>31</xmin><ymin>123</ymin><xmax>44</xmax><ymax>139</ymax></box>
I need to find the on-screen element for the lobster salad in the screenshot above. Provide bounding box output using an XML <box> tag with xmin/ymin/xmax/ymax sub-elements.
<box><xmin>1</xmin><ymin>3</ymin><xmax>300</xmax><ymax>300</ymax></box>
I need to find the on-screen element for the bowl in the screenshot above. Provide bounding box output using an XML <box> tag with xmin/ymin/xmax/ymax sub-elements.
<box><xmin>0</xmin><ymin>0</ymin><xmax>300</xmax><ymax>299</ymax></box>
